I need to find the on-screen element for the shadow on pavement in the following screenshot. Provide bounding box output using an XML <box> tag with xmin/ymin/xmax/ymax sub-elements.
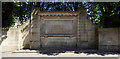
<box><xmin>31</xmin><ymin>48</ymin><xmax>120</xmax><ymax>56</ymax></box>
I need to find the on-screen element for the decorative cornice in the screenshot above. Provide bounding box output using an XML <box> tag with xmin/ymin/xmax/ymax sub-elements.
<box><xmin>38</xmin><ymin>12</ymin><xmax>79</xmax><ymax>16</ymax></box>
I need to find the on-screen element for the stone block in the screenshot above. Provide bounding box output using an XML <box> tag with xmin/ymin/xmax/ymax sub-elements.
<box><xmin>41</xmin><ymin>37</ymin><xmax>77</xmax><ymax>48</ymax></box>
<box><xmin>99</xmin><ymin>28</ymin><xmax>119</xmax><ymax>51</ymax></box>
<box><xmin>30</xmin><ymin>41</ymin><xmax>40</xmax><ymax>49</ymax></box>
<box><xmin>31</xmin><ymin>28</ymin><xmax>40</xmax><ymax>32</ymax></box>
<box><xmin>23</xmin><ymin>44</ymin><xmax>30</xmax><ymax>49</ymax></box>
<box><xmin>99</xmin><ymin>45</ymin><xmax>118</xmax><ymax>51</ymax></box>
<box><xmin>77</xmin><ymin>41</ymin><xmax>88</xmax><ymax>49</ymax></box>
<box><xmin>31</xmin><ymin>34</ymin><xmax>40</xmax><ymax>41</ymax></box>
<box><xmin>99</xmin><ymin>28</ymin><xmax>118</xmax><ymax>45</ymax></box>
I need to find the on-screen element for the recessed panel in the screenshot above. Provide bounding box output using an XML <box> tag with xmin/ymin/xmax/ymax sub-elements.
<box><xmin>44</xmin><ymin>20</ymin><xmax>74</xmax><ymax>35</ymax></box>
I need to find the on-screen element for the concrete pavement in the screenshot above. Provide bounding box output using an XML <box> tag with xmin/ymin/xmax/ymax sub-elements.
<box><xmin>1</xmin><ymin>50</ymin><xmax>119</xmax><ymax>57</ymax></box>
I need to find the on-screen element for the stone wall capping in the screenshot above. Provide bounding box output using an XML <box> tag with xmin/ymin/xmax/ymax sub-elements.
<box><xmin>38</xmin><ymin>12</ymin><xmax>79</xmax><ymax>16</ymax></box>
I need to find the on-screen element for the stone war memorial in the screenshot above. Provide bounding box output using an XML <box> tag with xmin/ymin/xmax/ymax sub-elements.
<box><xmin>0</xmin><ymin>6</ymin><xmax>120</xmax><ymax>53</ymax></box>
<box><xmin>29</xmin><ymin>7</ymin><xmax>96</xmax><ymax>50</ymax></box>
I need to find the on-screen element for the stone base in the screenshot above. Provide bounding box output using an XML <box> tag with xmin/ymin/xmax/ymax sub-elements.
<box><xmin>99</xmin><ymin>45</ymin><xmax>118</xmax><ymax>51</ymax></box>
<box><xmin>41</xmin><ymin>37</ymin><xmax>77</xmax><ymax>48</ymax></box>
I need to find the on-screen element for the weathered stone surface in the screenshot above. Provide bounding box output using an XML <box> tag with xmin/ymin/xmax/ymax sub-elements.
<box><xmin>41</xmin><ymin>37</ymin><xmax>77</xmax><ymax>48</ymax></box>
<box><xmin>0</xmin><ymin>20</ymin><xmax>31</xmax><ymax>52</ymax></box>
<box><xmin>99</xmin><ymin>28</ymin><xmax>118</xmax><ymax>45</ymax></box>
<box><xmin>32</xmin><ymin>12</ymin><xmax>79</xmax><ymax>49</ymax></box>
<box><xmin>78</xmin><ymin>41</ymin><xmax>88</xmax><ymax>48</ymax></box>
<box><xmin>31</xmin><ymin>28</ymin><xmax>40</xmax><ymax>32</ymax></box>
<box><xmin>99</xmin><ymin>45</ymin><xmax>118</xmax><ymax>51</ymax></box>
<box><xmin>78</xmin><ymin>7</ymin><xmax>96</xmax><ymax>49</ymax></box>
<box><xmin>29</xmin><ymin>7</ymin><xmax>96</xmax><ymax>50</ymax></box>
<box><xmin>44</xmin><ymin>20</ymin><xmax>74</xmax><ymax>35</ymax></box>
<box><xmin>30</xmin><ymin>41</ymin><xmax>40</xmax><ymax>49</ymax></box>
<box><xmin>2</xmin><ymin>7</ymin><xmax>120</xmax><ymax>52</ymax></box>
<box><xmin>1</xmin><ymin>7</ymin><xmax>120</xmax><ymax>52</ymax></box>
<box><xmin>98</xmin><ymin>28</ymin><xmax>119</xmax><ymax>51</ymax></box>
<box><xmin>118</xmin><ymin>28</ymin><xmax>120</xmax><ymax>51</ymax></box>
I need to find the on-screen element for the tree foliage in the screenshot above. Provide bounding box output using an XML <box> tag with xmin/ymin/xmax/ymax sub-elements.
<box><xmin>2</xmin><ymin>2</ymin><xmax>120</xmax><ymax>28</ymax></box>
<box><xmin>85</xmin><ymin>2</ymin><xmax>120</xmax><ymax>28</ymax></box>
<box><xmin>2</xmin><ymin>2</ymin><xmax>15</xmax><ymax>28</ymax></box>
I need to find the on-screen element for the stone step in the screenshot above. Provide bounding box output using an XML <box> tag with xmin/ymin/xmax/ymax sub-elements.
<box><xmin>13</xmin><ymin>50</ymin><xmax>39</xmax><ymax>53</ymax></box>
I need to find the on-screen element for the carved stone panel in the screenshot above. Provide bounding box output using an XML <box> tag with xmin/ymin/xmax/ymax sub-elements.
<box><xmin>44</xmin><ymin>20</ymin><xmax>74</xmax><ymax>35</ymax></box>
<box><xmin>39</xmin><ymin>14</ymin><xmax>78</xmax><ymax>49</ymax></box>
